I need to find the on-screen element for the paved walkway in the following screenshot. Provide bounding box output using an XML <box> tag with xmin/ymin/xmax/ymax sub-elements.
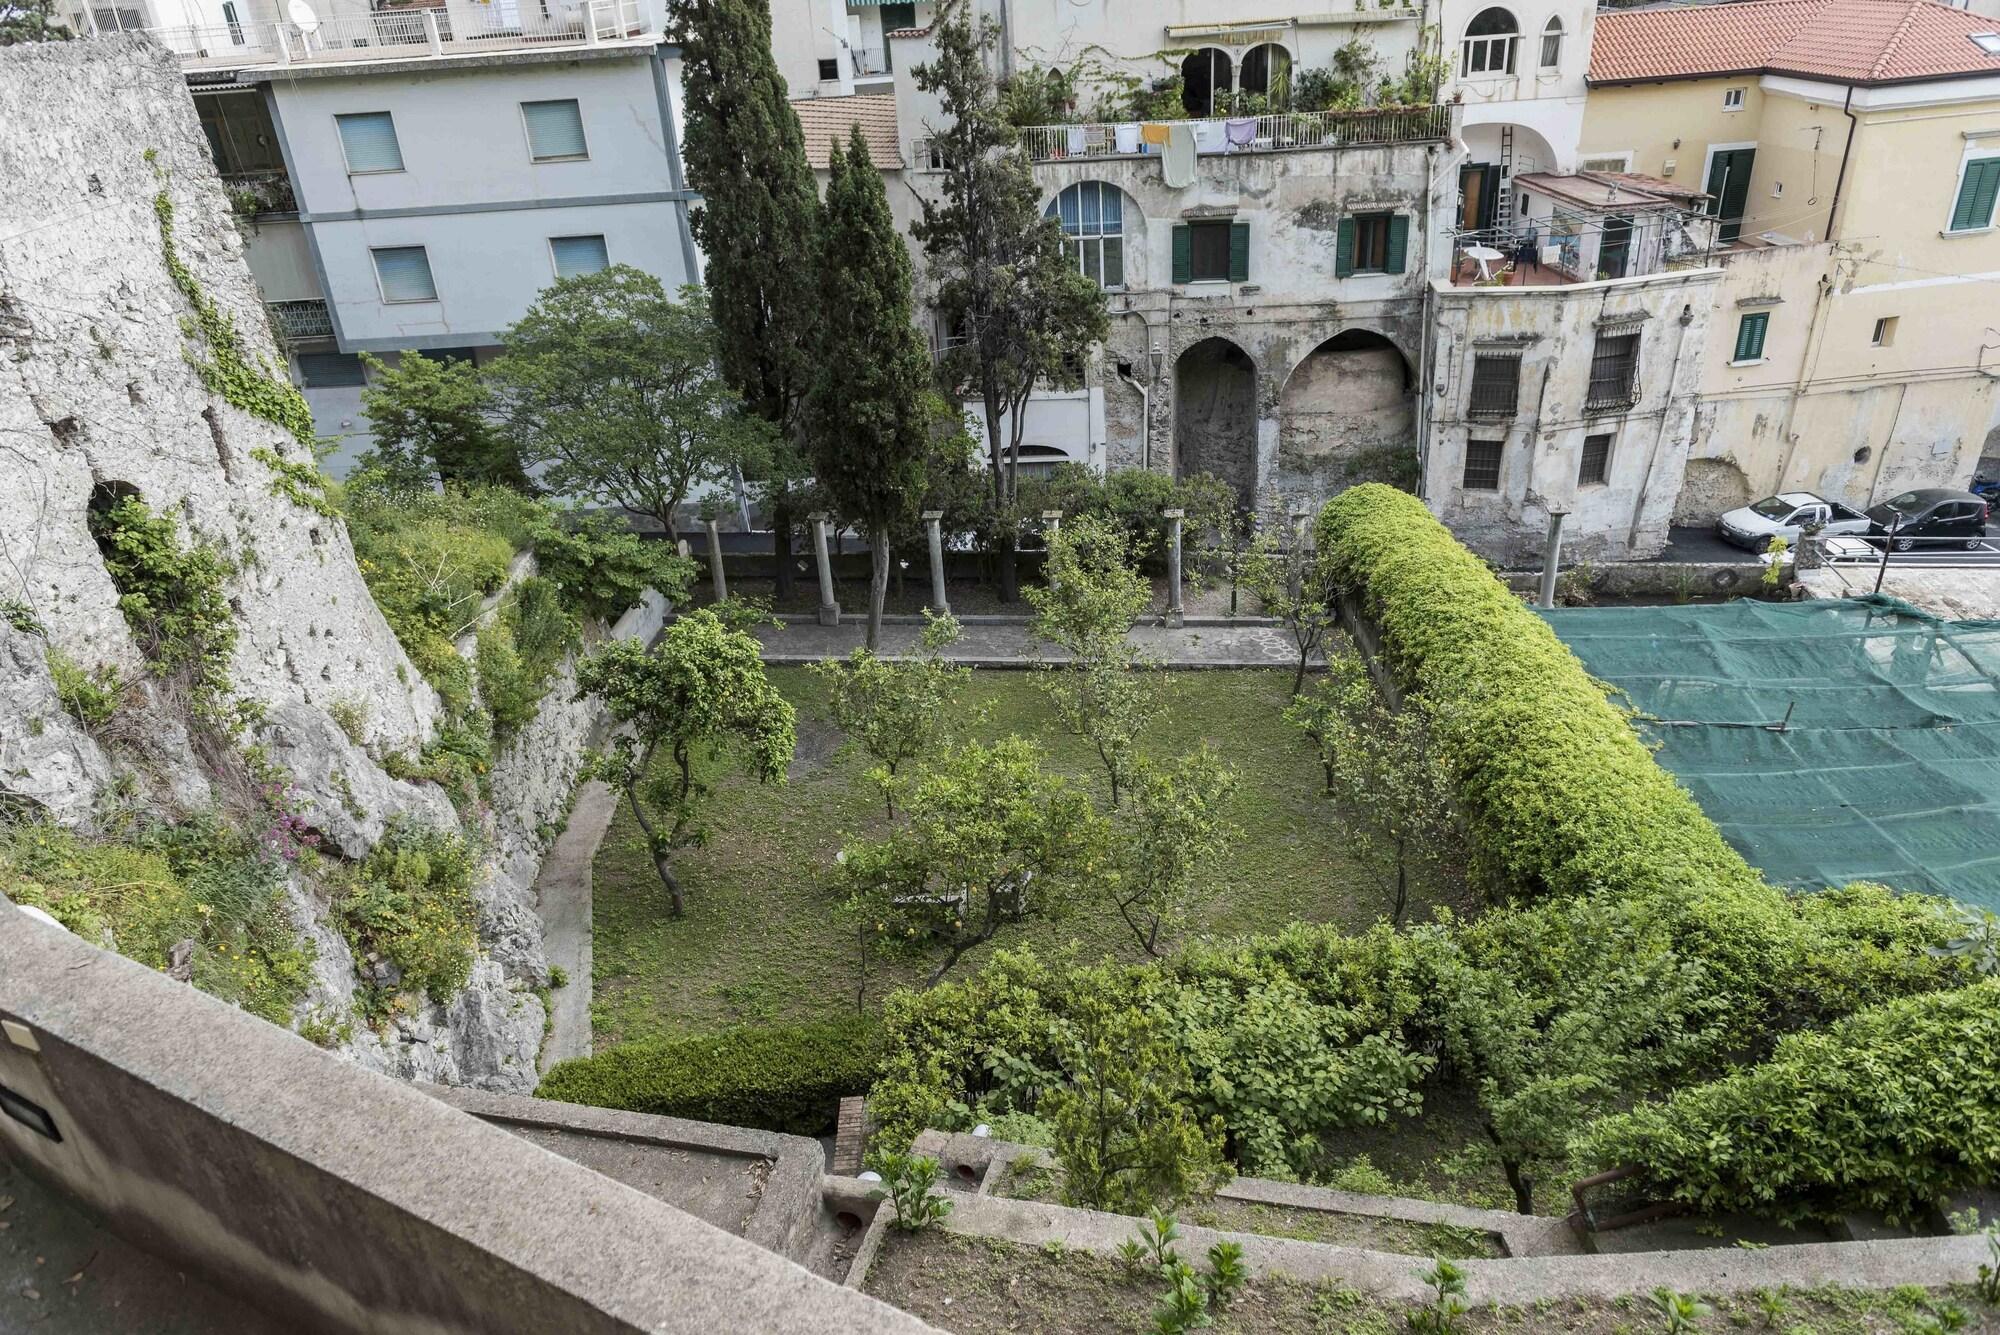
<box><xmin>536</xmin><ymin>778</ymin><xmax>619</xmax><ymax>1074</ymax></box>
<box><xmin>752</xmin><ymin>617</ymin><xmax>1312</xmax><ymax>669</ymax></box>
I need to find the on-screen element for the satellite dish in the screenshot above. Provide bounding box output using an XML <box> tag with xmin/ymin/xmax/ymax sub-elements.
<box><xmin>287</xmin><ymin>0</ymin><xmax>320</xmax><ymax>32</ymax></box>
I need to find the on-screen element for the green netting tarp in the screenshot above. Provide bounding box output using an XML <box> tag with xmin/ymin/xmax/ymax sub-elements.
<box><xmin>1540</xmin><ymin>595</ymin><xmax>2000</xmax><ymax>909</ymax></box>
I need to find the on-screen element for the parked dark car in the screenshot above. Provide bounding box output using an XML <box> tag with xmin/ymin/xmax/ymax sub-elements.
<box><xmin>1865</xmin><ymin>488</ymin><xmax>1991</xmax><ymax>550</ymax></box>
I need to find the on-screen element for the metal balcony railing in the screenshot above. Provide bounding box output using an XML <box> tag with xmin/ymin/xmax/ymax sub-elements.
<box><xmin>849</xmin><ymin>44</ymin><xmax>889</xmax><ymax>76</ymax></box>
<box><xmin>223</xmin><ymin>170</ymin><xmax>297</xmax><ymax>217</ymax></box>
<box><xmin>267</xmin><ymin>300</ymin><xmax>333</xmax><ymax>342</ymax></box>
<box><xmin>128</xmin><ymin>0</ymin><xmax>651</xmax><ymax>68</ymax></box>
<box><xmin>946</xmin><ymin>104</ymin><xmax>1456</xmax><ymax>168</ymax></box>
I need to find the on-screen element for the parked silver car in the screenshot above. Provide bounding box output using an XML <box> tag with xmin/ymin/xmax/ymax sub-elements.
<box><xmin>1716</xmin><ymin>492</ymin><xmax>1871</xmax><ymax>550</ymax></box>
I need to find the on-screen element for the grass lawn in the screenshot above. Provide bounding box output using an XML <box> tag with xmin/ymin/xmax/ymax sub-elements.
<box><xmin>590</xmin><ymin>666</ymin><xmax>1454</xmax><ymax>1048</ymax></box>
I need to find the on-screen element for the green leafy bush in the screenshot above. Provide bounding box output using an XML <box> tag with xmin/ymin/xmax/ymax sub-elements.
<box><xmin>87</xmin><ymin>493</ymin><xmax>240</xmax><ymax>723</ymax></box>
<box><xmin>530</xmin><ymin>510</ymin><xmax>695</xmax><ymax>624</ymax></box>
<box><xmin>45</xmin><ymin>646</ymin><xmax>120</xmax><ymax>726</ymax></box>
<box><xmin>1020</xmin><ymin>463</ymin><xmax>1234</xmax><ymax>569</ymax></box>
<box><xmin>337</xmin><ymin>820</ymin><xmax>479</xmax><ymax>1007</ymax></box>
<box><xmin>1315</xmin><ymin>484</ymin><xmax>1758</xmax><ymax>902</ymax></box>
<box><xmin>476</xmin><ymin>576</ymin><xmax>578</xmax><ymax>739</ymax></box>
<box><xmin>535</xmin><ymin>1019</ymin><xmax>885</xmax><ymax>1136</ymax></box>
<box><xmin>0</xmin><ymin>818</ymin><xmax>311</xmax><ymax>1025</ymax></box>
<box><xmin>1579</xmin><ymin>980</ymin><xmax>2000</xmax><ymax>1226</ymax></box>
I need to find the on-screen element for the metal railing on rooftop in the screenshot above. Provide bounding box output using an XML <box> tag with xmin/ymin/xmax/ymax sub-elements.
<box><xmin>126</xmin><ymin>0</ymin><xmax>650</xmax><ymax>68</ymax></box>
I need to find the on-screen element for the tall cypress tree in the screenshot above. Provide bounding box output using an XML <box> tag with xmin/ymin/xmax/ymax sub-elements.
<box><xmin>671</xmin><ymin>0</ymin><xmax>821</xmax><ymax>594</ymax></box>
<box><xmin>805</xmin><ymin>127</ymin><xmax>932</xmax><ymax>650</ymax></box>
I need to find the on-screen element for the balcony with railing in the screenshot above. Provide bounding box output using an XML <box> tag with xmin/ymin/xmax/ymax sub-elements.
<box><xmin>947</xmin><ymin>104</ymin><xmax>1455</xmax><ymax>168</ymax></box>
<box><xmin>849</xmin><ymin>43</ymin><xmax>889</xmax><ymax>77</ymax></box>
<box><xmin>130</xmin><ymin>0</ymin><xmax>657</xmax><ymax>69</ymax></box>
<box><xmin>267</xmin><ymin>299</ymin><xmax>334</xmax><ymax>342</ymax></box>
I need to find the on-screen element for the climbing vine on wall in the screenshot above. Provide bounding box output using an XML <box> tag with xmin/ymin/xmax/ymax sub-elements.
<box><xmin>148</xmin><ymin>153</ymin><xmax>333</xmax><ymax>515</ymax></box>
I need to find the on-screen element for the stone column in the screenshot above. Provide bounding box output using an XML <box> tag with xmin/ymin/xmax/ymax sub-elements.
<box><xmin>1537</xmin><ymin>511</ymin><xmax>1569</xmax><ymax>610</ymax></box>
<box><xmin>1040</xmin><ymin>509</ymin><xmax>1063</xmax><ymax>590</ymax></box>
<box><xmin>1164</xmin><ymin>508</ymin><xmax>1185</xmax><ymax>629</ymax></box>
<box><xmin>1289</xmin><ymin>508</ymin><xmax>1312</xmax><ymax>600</ymax></box>
<box><xmin>922</xmin><ymin>509</ymin><xmax>949</xmax><ymax>616</ymax></box>
<box><xmin>704</xmin><ymin>518</ymin><xmax>728</xmax><ymax>604</ymax></box>
<box><xmin>812</xmin><ymin>515</ymin><xmax>840</xmax><ymax>627</ymax></box>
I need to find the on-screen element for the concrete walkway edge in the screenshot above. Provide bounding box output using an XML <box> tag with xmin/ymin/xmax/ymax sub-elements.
<box><xmin>536</xmin><ymin>778</ymin><xmax>619</xmax><ymax>1074</ymax></box>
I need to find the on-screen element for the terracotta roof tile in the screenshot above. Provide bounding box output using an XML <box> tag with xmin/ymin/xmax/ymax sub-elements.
<box><xmin>791</xmin><ymin>94</ymin><xmax>903</xmax><ymax>169</ymax></box>
<box><xmin>1588</xmin><ymin>0</ymin><xmax>2000</xmax><ymax>86</ymax></box>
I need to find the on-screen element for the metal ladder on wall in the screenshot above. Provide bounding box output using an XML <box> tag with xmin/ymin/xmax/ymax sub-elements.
<box><xmin>1494</xmin><ymin>124</ymin><xmax>1515</xmax><ymax>240</ymax></box>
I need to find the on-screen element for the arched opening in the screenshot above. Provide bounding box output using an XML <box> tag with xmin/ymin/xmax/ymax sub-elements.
<box><xmin>1539</xmin><ymin>17</ymin><xmax>1565</xmax><ymax>69</ymax></box>
<box><xmin>1240</xmin><ymin>43</ymin><xmax>1292</xmax><ymax>107</ymax></box>
<box><xmin>1277</xmin><ymin>331</ymin><xmax>1415</xmax><ymax>495</ymax></box>
<box><xmin>1181</xmin><ymin>47</ymin><xmax>1232</xmax><ymax>118</ymax></box>
<box><xmin>1461</xmin><ymin>8</ymin><xmax>1519</xmax><ymax>76</ymax></box>
<box><xmin>1045</xmin><ymin>181</ymin><xmax>1128</xmax><ymax>289</ymax></box>
<box><xmin>1174</xmin><ymin>337</ymin><xmax>1258</xmax><ymax>506</ymax></box>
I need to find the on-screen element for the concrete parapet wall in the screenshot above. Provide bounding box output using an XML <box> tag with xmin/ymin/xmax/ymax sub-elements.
<box><xmin>0</xmin><ymin>904</ymin><xmax>936</xmax><ymax>1334</ymax></box>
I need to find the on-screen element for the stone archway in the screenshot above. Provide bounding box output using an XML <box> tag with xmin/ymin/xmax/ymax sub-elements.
<box><xmin>1277</xmin><ymin>330</ymin><xmax>1414</xmax><ymax>494</ymax></box>
<box><xmin>1174</xmin><ymin>337</ymin><xmax>1258</xmax><ymax>506</ymax></box>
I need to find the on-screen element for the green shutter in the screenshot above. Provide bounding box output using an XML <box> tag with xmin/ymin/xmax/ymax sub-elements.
<box><xmin>1172</xmin><ymin>224</ymin><xmax>1192</xmax><ymax>283</ymax></box>
<box><xmin>1384</xmin><ymin>213</ymin><xmax>1410</xmax><ymax>274</ymax></box>
<box><xmin>1335</xmin><ymin>218</ymin><xmax>1356</xmax><ymax>278</ymax></box>
<box><xmin>1952</xmin><ymin>158</ymin><xmax>2000</xmax><ymax>232</ymax></box>
<box><xmin>1734</xmin><ymin>312</ymin><xmax>1768</xmax><ymax>362</ymax></box>
<box><xmin>1228</xmin><ymin>221</ymin><xmax>1250</xmax><ymax>282</ymax></box>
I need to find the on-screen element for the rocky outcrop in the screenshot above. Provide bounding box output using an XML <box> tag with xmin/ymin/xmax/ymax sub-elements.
<box><xmin>0</xmin><ymin>38</ymin><xmax>644</xmax><ymax>1094</ymax></box>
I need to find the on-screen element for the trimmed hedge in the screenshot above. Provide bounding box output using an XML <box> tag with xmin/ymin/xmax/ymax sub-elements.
<box><xmin>1578</xmin><ymin>979</ymin><xmax>2000</xmax><ymax>1226</ymax></box>
<box><xmin>534</xmin><ymin>1020</ymin><xmax>885</xmax><ymax>1137</ymax></box>
<box><xmin>1315</xmin><ymin>484</ymin><xmax>1759</xmax><ymax>901</ymax></box>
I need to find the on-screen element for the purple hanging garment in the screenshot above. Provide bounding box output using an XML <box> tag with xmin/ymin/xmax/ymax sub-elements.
<box><xmin>1225</xmin><ymin>117</ymin><xmax>1257</xmax><ymax>148</ymax></box>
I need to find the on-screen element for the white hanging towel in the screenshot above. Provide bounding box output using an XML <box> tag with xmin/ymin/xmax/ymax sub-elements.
<box><xmin>1066</xmin><ymin>124</ymin><xmax>1087</xmax><ymax>155</ymax></box>
<box><xmin>1114</xmin><ymin>122</ymin><xmax>1141</xmax><ymax>154</ymax></box>
<box><xmin>1163</xmin><ymin>123</ymin><xmax>1197</xmax><ymax>188</ymax></box>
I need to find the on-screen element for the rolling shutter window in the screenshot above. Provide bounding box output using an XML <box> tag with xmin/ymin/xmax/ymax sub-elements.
<box><xmin>1171</xmin><ymin>224</ymin><xmax>1192</xmax><ymax>283</ymax></box>
<box><xmin>1733</xmin><ymin>312</ymin><xmax>1768</xmax><ymax>362</ymax></box>
<box><xmin>335</xmin><ymin>112</ymin><xmax>403</xmax><ymax>173</ymax></box>
<box><xmin>1384</xmin><ymin>213</ymin><xmax>1409</xmax><ymax>274</ymax></box>
<box><xmin>1335</xmin><ymin>217</ymin><xmax>1356</xmax><ymax>277</ymax></box>
<box><xmin>372</xmin><ymin>246</ymin><xmax>438</xmax><ymax>303</ymax></box>
<box><xmin>1950</xmin><ymin>157</ymin><xmax>2000</xmax><ymax>232</ymax></box>
<box><xmin>1228</xmin><ymin>220</ymin><xmax>1250</xmax><ymax>282</ymax></box>
<box><xmin>522</xmin><ymin>99</ymin><xmax>589</xmax><ymax>161</ymax></box>
<box><xmin>551</xmin><ymin>234</ymin><xmax>610</xmax><ymax>279</ymax></box>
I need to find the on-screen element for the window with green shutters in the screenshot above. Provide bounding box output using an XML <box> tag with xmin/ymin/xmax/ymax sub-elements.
<box><xmin>1950</xmin><ymin>157</ymin><xmax>2000</xmax><ymax>232</ymax></box>
<box><xmin>1733</xmin><ymin>311</ymin><xmax>1769</xmax><ymax>363</ymax></box>
<box><xmin>1335</xmin><ymin>213</ymin><xmax>1408</xmax><ymax>277</ymax></box>
<box><xmin>335</xmin><ymin>112</ymin><xmax>403</xmax><ymax>174</ymax></box>
<box><xmin>1173</xmin><ymin>220</ymin><xmax>1247</xmax><ymax>283</ymax></box>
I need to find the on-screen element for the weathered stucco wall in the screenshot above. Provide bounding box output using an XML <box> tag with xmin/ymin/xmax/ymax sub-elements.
<box><xmin>1425</xmin><ymin>265</ymin><xmax>1723</xmax><ymax>563</ymax></box>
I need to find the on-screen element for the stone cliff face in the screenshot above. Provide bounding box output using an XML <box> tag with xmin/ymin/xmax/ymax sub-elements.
<box><xmin>0</xmin><ymin>38</ymin><xmax>609</xmax><ymax>1092</ymax></box>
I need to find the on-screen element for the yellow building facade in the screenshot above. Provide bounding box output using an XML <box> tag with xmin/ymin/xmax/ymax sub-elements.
<box><xmin>1580</xmin><ymin>0</ymin><xmax>2000</xmax><ymax>518</ymax></box>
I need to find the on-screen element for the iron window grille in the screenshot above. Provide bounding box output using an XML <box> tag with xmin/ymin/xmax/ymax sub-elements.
<box><xmin>1463</xmin><ymin>439</ymin><xmax>1504</xmax><ymax>490</ymax></box>
<box><xmin>1585</xmin><ymin>331</ymin><xmax>1640</xmax><ymax>413</ymax></box>
<box><xmin>1468</xmin><ymin>353</ymin><xmax>1521</xmax><ymax>418</ymax></box>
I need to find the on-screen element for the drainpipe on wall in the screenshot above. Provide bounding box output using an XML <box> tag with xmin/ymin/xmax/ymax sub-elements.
<box><xmin>1773</xmin><ymin>270</ymin><xmax>1837</xmax><ymax>489</ymax></box>
<box><xmin>1825</xmin><ymin>86</ymin><xmax>1858</xmax><ymax>243</ymax></box>
<box><xmin>1624</xmin><ymin>301</ymin><xmax>1696</xmax><ymax>552</ymax></box>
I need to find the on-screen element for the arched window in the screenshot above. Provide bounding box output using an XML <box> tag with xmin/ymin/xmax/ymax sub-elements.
<box><xmin>1240</xmin><ymin>43</ymin><xmax>1293</xmax><ymax>107</ymax></box>
<box><xmin>1046</xmin><ymin>182</ymin><xmax>1126</xmax><ymax>289</ymax></box>
<box><xmin>1539</xmin><ymin>17</ymin><xmax>1564</xmax><ymax>69</ymax></box>
<box><xmin>1181</xmin><ymin>47</ymin><xmax>1232</xmax><ymax>117</ymax></box>
<box><xmin>1461</xmin><ymin>8</ymin><xmax>1519</xmax><ymax>76</ymax></box>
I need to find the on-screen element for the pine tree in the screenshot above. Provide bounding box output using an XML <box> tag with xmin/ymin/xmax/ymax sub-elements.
<box><xmin>671</xmin><ymin>0</ymin><xmax>822</xmax><ymax>595</ymax></box>
<box><xmin>912</xmin><ymin>11</ymin><xmax>1107</xmax><ymax>599</ymax></box>
<box><xmin>805</xmin><ymin>127</ymin><xmax>932</xmax><ymax>649</ymax></box>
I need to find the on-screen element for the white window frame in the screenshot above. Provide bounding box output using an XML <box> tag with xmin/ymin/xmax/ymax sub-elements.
<box><xmin>1723</xmin><ymin>87</ymin><xmax>1746</xmax><ymax>111</ymax></box>
<box><xmin>1460</xmin><ymin>7</ymin><xmax>1520</xmax><ymax>77</ymax></box>
<box><xmin>334</xmin><ymin>110</ymin><xmax>404</xmax><ymax>175</ymax></box>
<box><xmin>1047</xmin><ymin>181</ymin><xmax>1127</xmax><ymax>290</ymax></box>
<box><xmin>1539</xmin><ymin>17</ymin><xmax>1563</xmax><ymax>69</ymax></box>
<box><xmin>519</xmin><ymin>98</ymin><xmax>591</xmax><ymax>164</ymax></box>
<box><xmin>548</xmin><ymin>234</ymin><xmax>611</xmax><ymax>280</ymax></box>
<box><xmin>370</xmin><ymin>246</ymin><xmax>438</xmax><ymax>305</ymax></box>
<box><xmin>1872</xmin><ymin>315</ymin><xmax>1898</xmax><ymax>347</ymax></box>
